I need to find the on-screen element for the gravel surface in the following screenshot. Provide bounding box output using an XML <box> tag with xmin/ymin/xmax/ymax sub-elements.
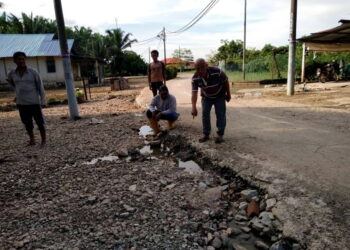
<box><xmin>0</xmin><ymin>88</ymin><xmax>296</xmax><ymax>249</ymax></box>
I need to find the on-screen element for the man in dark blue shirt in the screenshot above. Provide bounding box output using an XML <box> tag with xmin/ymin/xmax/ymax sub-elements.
<box><xmin>191</xmin><ymin>58</ymin><xmax>231</xmax><ymax>143</ymax></box>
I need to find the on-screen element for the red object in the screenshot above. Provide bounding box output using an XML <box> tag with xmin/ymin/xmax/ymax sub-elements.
<box><xmin>162</xmin><ymin>58</ymin><xmax>190</xmax><ymax>65</ymax></box>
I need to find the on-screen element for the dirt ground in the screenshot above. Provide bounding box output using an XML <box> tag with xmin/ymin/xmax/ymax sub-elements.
<box><xmin>239</xmin><ymin>81</ymin><xmax>350</xmax><ymax>110</ymax></box>
<box><xmin>0</xmin><ymin>84</ymin><xmax>297</xmax><ymax>249</ymax></box>
<box><xmin>1</xmin><ymin>79</ymin><xmax>348</xmax><ymax>249</ymax></box>
<box><xmin>137</xmin><ymin>75</ymin><xmax>350</xmax><ymax>250</ymax></box>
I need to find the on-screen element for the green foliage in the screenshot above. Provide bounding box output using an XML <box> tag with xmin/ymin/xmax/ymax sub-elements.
<box><xmin>209</xmin><ymin>40</ymin><xmax>291</xmax><ymax>80</ymax></box>
<box><xmin>0</xmin><ymin>12</ymin><xmax>146</xmax><ymax>76</ymax></box>
<box><xmin>119</xmin><ymin>51</ymin><xmax>147</xmax><ymax>76</ymax></box>
<box><xmin>172</xmin><ymin>48</ymin><xmax>194</xmax><ymax>62</ymax></box>
<box><xmin>166</xmin><ymin>66</ymin><xmax>178</xmax><ymax>80</ymax></box>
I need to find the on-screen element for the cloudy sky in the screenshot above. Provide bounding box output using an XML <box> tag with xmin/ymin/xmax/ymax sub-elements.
<box><xmin>1</xmin><ymin>0</ymin><xmax>350</xmax><ymax>61</ymax></box>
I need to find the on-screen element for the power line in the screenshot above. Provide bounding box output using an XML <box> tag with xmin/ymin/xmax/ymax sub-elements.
<box><xmin>133</xmin><ymin>36</ymin><xmax>159</xmax><ymax>46</ymax></box>
<box><xmin>133</xmin><ymin>0</ymin><xmax>220</xmax><ymax>46</ymax></box>
<box><xmin>167</xmin><ymin>0</ymin><xmax>220</xmax><ymax>34</ymax></box>
<box><xmin>133</xmin><ymin>30</ymin><xmax>163</xmax><ymax>47</ymax></box>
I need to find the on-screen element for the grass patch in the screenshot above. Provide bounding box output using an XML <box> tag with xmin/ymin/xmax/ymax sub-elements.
<box><xmin>226</xmin><ymin>71</ymin><xmax>287</xmax><ymax>82</ymax></box>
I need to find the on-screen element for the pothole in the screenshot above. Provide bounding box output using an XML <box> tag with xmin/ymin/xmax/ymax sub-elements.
<box><xmin>131</xmin><ymin>129</ymin><xmax>302</xmax><ymax>250</ymax></box>
<box><xmin>178</xmin><ymin>160</ymin><xmax>203</xmax><ymax>174</ymax></box>
<box><xmin>139</xmin><ymin>125</ymin><xmax>153</xmax><ymax>137</ymax></box>
<box><xmin>83</xmin><ymin>155</ymin><xmax>119</xmax><ymax>165</ymax></box>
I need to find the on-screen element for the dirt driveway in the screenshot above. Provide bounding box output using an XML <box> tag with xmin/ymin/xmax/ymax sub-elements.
<box><xmin>137</xmin><ymin>74</ymin><xmax>350</xmax><ymax>249</ymax></box>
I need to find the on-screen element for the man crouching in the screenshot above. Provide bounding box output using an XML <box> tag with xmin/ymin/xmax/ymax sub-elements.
<box><xmin>146</xmin><ymin>85</ymin><xmax>179</xmax><ymax>136</ymax></box>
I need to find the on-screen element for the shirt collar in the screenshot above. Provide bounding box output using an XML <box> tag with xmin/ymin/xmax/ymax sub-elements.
<box><xmin>15</xmin><ymin>66</ymin><xmax>28</xmax><ymax>73</ymax></box>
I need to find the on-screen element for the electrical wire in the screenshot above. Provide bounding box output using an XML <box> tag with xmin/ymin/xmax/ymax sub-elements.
<box><xmin>132</xmin><ymin>36</ymin><xmax>159</xmax><ymax>47</ymax></box>
<box><xmin>132</xmin><ymin>0</ymin><xmax>220</xmax><ymax>49</ymax></box>
<box><xmin>168</xmin><ymin>0</ymin><xmax>216</xmax><ymax>33</ymax></box>
<box><xmin>167</xmin><ymin>0</ymin><xmax>219</xmax><ymax>34</ymax></box>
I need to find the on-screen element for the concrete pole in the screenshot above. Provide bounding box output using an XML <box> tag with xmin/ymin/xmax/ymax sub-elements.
<box><xmin>163</xmin><ymin>27</ymin><xmax>167</xmax><ymax>84</ymax></box>
<box><xmin>242</xmin><ymin>0</ymin><xmax>247</xmax><ymax>81</ymax></box>
<box><xmin>301</xmin><ymin>43</ymin><xmax>306</xmax><ymax>83</ymax></box>
<box><xmin>53</xmin><ymin>0</ymin><xmax>79</xmax><ymax>119</ymax></box>
<box><xmin>287</xmin><ymin>0</ymin><xmax>298</xmax><ymax>96</ymax></box>
<box><xmin>148</xmin><ymin>47</ymin><xmax>151</xmax><ymax>64</ymax></box>
<box><xmin>163</xmin><ymin>27</ymin><xmax>167</xmax><ymax>66</ymax></box>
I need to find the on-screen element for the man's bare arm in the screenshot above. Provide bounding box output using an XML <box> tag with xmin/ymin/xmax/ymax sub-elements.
<box><xmin>162</xmin><ymin>63</ymin><xmax>167</xmax><ymax>85</ymax></box>
<box><xmin>191</xmin><ymin>92</ymin><xmax>198</xmax><ymax>117</ymax></box>
<box><xmin>225</xmin><ymin>80</ymin><xmax>231</xmax><ymax>102</ymax></box>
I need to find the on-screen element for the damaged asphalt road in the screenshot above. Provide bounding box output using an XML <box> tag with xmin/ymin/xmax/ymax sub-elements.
<box><xmin>0</xmin><ymin>90</ymin><xmax>300</xmax><ymax>249</ymax></box>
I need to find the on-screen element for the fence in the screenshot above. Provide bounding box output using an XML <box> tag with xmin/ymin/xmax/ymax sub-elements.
<box><xmin>223</xmin><ymin>54</ymin><xmax>289</xmax><ymax>82</ymax></box>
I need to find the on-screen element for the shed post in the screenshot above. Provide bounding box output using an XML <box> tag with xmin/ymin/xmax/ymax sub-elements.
<box><xmin>287</xmin><ymin>0</ymin><xmax>298</xmax><ymax>96</ymax></box>
<box><xmin>53</xmin><ymin>0</ymin><xmax>80</xmax><ymax>119</ymax></box>
<box><xmin>301</xmin><ymin>43</ymin><xmax>306</xmax><ymax>83</ymax></box>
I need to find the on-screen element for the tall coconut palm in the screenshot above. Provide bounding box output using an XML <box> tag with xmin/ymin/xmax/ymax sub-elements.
<box><xmin>105</xmin><ymin>28</ymin><xmax>137</xmax><ymax>75</ymax></box>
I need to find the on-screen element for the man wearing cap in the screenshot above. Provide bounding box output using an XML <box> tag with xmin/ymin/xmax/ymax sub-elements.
<box><xmin>191</xmin><ymin>58</ymin><xmax>231</xmax><ymax>144</ymax></box>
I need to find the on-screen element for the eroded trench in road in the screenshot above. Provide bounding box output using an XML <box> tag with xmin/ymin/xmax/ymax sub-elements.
<box><xmin>84</xmin><ymin>126</ymin><xmax>302</xmax><ymax>250</ymax></box>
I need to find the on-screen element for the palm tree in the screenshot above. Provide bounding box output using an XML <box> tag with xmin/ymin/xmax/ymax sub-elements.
<box><xmin>105</xmin><ymin>28</ymin><xmax>137</xmax><ymax>75</ymax></box>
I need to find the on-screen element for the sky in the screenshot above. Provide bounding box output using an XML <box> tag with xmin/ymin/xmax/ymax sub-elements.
<box><xmin>1</xmin><ymin>0</ymin><xmax>350</xmax><ymax>61</ymax></box>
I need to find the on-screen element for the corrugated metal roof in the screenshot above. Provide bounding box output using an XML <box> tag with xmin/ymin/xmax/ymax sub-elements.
<box><xmin>0</xmin><ymin>34</ymin><xmax>74</xmax><ymax>58</ymax></box>
<box><xmin>298</xmin><ymin>20</ymin><xmax>350</xmax><ymax>43</ymax></box>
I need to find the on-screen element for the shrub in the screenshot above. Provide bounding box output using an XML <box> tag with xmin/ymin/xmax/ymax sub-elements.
<box><xmin>166</xmin><ymin>66</ymin><xmax>178</xmax><ymax>80</ymax></box>
<box><xmin>47</xmin><ymin>97</ymin><xmax>61</xmax><ymax>106</ymax></box>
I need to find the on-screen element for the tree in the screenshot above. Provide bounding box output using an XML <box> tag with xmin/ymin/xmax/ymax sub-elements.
<box><xmin>66</xmin><ymin>26</ymin><xmax>93</xmax><ymax>56</ymax></box>
<box><xmin>0</xmin><ymin>12</ymin><xmax>148</xmax><ymax>76</ymax></box>
<box><xmin>104</xmin><ymin>28</ymin><xmax>137</xmax><ymax>75</ymax></box>
<box><xmin>172</xmin><ymin>48</ymin><xmax>194</xmax><ymax>62</ymax></box>
<box><xmin>121</xmin><ymin>51</ymin><xmax>147</xmax><ymax>76</ymax></box>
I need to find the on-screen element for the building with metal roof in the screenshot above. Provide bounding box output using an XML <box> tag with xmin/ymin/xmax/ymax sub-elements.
<box><xmin>0</xmin><ymin>34</ymin><xmax>74</xmax><ymax>58</ymax></box>
<box><xmin>0</xmin><ymin>34</ymin><xmax>85</xmax><ymax>84</ymax></box>
<box><xmin>297</xmin><ymin>20</ymin><xmax>350</xmax><ymax>82</ymax></box>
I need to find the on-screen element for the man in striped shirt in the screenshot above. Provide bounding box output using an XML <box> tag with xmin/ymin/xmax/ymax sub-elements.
<box><xmin>191</xmin><ymin>58</ymin><xmax>231</xmax><ymax>143</ymax></box>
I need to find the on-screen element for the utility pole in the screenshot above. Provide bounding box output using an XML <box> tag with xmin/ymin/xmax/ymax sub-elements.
<box><xmin>287</xmin><ymin>0</ymin><xmax>298</xmax><ymax>96</ymax></box>
<box><xmin>163</xmin><ymin>27</ymin><xmax>167</xmax><ymax>67</ymax></box>
<box><xmin>242</xmin><ymin>0</ymin><xmax>247</xmax><ymax>81</ymax></box>
<box><xmin>53</xmin><ymin>0</ymin><xmax>79</xmax><ymax>119</ymax></box>
<box><xmin>162</xmin><ymin>27</ymin><xmax>167</xmax><ymax>84</ymax></box>
<box><xmin>148</xmin><ymin>47</ymin><xmax>151</xmax><ymax>64</ymax></box>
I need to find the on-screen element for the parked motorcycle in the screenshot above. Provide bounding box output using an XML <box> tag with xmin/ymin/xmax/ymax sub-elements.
<box><xmin>318</xmin><ymin>63</ymin><xmax>339</xmax><ymax>83</ymax></box>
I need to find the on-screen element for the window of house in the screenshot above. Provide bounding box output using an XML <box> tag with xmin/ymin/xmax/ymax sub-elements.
<box><xmin>46</xmin><ymin>57</ymin><xmax>56</xmax><ymax>73</ymax></box>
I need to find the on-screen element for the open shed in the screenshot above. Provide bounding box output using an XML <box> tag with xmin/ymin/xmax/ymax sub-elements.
<box><xmin>298</xmin><ymin>19</ymin><xmax>350</xmax><ymax>82</ymax></box>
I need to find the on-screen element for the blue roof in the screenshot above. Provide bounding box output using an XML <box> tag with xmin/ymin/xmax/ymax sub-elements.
<box><xmin>0</xmin><ymin>34</ymin><xmax>74</xmax><ymax>58</ymax></box>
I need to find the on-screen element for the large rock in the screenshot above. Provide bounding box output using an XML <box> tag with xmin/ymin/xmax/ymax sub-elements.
<box><xmin>239</xmin><ymin>202</ymin><xmax>249</xmax><ymax>210</ymax></box>
<box><xmin>203</xmin><ymin>187</ymin><xmax>222</xmax><ymax>202</ymax></box>
<box><xmin>259</xmin><ymin>212</ymin><xmax>274</xmax><ymax>228</ymax></box>
<box><xmin>249</xmin><ymin>217</ymin><xmax>265</xmax><ymax>232</ymax></box>
<box><xmin>240</xmin><ymin>189</ymin><xmax>258</xmax><ymax>201</ymax></box>
<box><xmin>235</xmin><ymin>214</ymin><xmax>248</xmax><ymax>222</ymax></box>
<box><xmin>211</xmin><ymin>237</ymin><xmax>222</xmax><ymax>249</ymax></box>
<box><xmin>266</xmin><ymin>198</ymin><xmax>277</xmax><ymax>211</ymax></box>
<box><xmin>232</xmin><ymin>244</ymin><xmax>250</xmax><ymax>250</ymax></box>
<box><xmin>269</xmin><ymin>240</ymin><xmax>292</xmax><ymax>250</ymax></box>
<box><xmin>117</xmin><ymin>148</ymin><xmax>128</xmax><ymax>157</ymax></box>
<box><xmin>255</xmin><ymin>240</ymin><xmax>270</xmax><ymax>250</ymax></box>
<box><xmin>247</xmin><ymin>200</ymin><xmax>260</xmax><ymax>217</ymax></box>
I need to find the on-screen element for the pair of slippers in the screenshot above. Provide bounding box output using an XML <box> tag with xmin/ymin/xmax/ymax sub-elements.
<box><xmin>199</xmin><ymin>136</ymin><xmax>224</xmax><ymax>144</ymax></box>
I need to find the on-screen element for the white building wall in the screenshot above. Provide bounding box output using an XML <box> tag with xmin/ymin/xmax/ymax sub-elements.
<box><xmin>0</xmin><ymin>59</ymin><xmax>6</xmax><ymax>83</ymax></box>
<box><xmin>0</xmin><ymin>56</ymin><xmax>67</xmax><ymax>84</ymax></box>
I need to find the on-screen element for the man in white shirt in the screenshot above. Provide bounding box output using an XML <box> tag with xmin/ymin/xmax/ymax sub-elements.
<box><xmin>146</xmin><ymin>85</ymin><xmax>179</xmax><ymax>136</ymax></box>
<box><xmin>7</xmin><ymin>51</ymin><xmax>47</xmax><ymax>146</ymax></box>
